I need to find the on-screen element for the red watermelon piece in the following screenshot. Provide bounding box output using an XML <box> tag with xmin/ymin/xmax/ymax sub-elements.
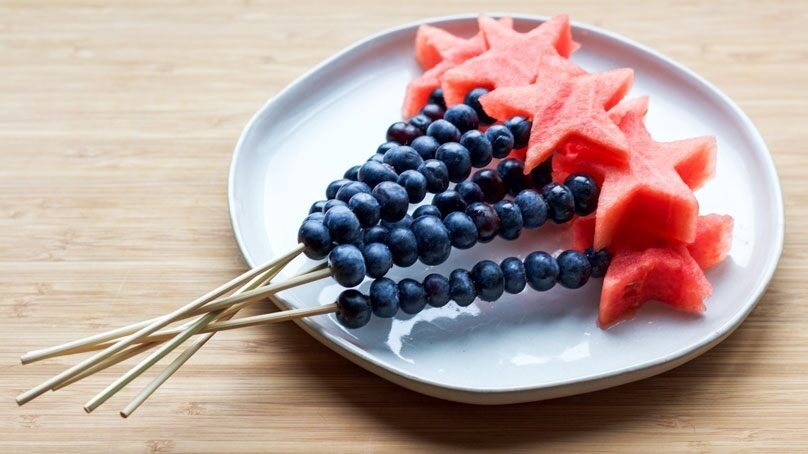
<box><xmin>608</xmin><ymin>95</ymin><xmax>649</xmax><ymax>124</ymax></box>
<box><xmin>688</xmin><ymin>214</ymin><xmax>734</xmax><ymax>269</ymax></box>
<box><xmin>572</xmin><ymin>215</ymin><xmax>597</xmax><ymax>251</ymax></box>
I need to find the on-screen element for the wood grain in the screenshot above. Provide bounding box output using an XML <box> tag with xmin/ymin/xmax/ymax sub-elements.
<box><xmin>1</xmin><ymin>0</ymin><xmax>805</xmax><ymax>452</ymax></box>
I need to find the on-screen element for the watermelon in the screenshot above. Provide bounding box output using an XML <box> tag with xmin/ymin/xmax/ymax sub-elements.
<box><xmin>688</xmin><ymin>214</ymin><xmax>734</xmax><ymax>269</ymax></box>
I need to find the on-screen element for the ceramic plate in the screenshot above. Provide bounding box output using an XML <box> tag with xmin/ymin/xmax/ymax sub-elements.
<box><xmin>227</xmin><ymin>14</ymin><xmax>783</xmax><ymax>404</ymax></box>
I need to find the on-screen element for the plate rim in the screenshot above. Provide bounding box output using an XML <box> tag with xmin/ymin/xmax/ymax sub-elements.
<box><xmin>227</xmin><ymin>13</ymin><xmax>785</xmax><ymax>403</ymax></box>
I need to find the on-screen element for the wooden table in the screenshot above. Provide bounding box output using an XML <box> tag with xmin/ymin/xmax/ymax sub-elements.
<box><xmin>2</xmin><ymin>1</ymin><xmax>805</xmax><ymax>452</ymax></box>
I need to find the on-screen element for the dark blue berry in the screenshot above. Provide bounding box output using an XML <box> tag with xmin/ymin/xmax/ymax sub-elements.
<box><xmin>449</xmin><ymin>269</ymin><xmax>476</xmax><ymax>307</ymax></box>
<box><xmin>471</xmin><ymin>260</ymin><xmax>505</xmax><ymax>302</ymax></box>
<box><xmin>485</xmin><ymin>125</ymin><xmax>515</xmax><ymax>159</ymax></box>
<box><xmin>436</xmin><ymin>142</ymin><xmax>472</xmax><ymax>183</ymax></box>
<box><xmin>472</xmin><ymin>169</ymin><xmax>506</xmax><ymax>203</ymax></box>
<box><xmin>530</xmin><ymin>157</ymin><xmax>553</xmax><ymax>189</ymax></box>
<box><xmin>323</xmin><ymin>206</ymin><xmax>361</xmax><ymax>244</ymax></box>
<box><xmin>343</xmin><ymin>165</ymin><xmax>360</xmax><ymax>181</ymax></box>
<box><xmin>336</xmin><ymin>289</ymin><xmax>371</xmax><ymax>329</ymax></box>
<box><xmin>326</xmin><ymin>178</ymin><xmax>351</xmax><ymax>200</ymax></box>
<box><xmin>377</xmin><ymin>141</ymin><xmax>400</xmax><ymax>154</ymax></box>
<box><xmin>362</xmin><ymin>242</ymin><xmax>394</xmax><ymax>278</ymax></box>
<box><xmin>497</xmin><ymin>158</ymin><xmax>530</xmax><ymax>195</ymax></box>
<box><xmin>383</xmin><ymin>145</ymin><xmax>423</xmax><ymax>173</ymax></box>
<box><xmin>348</xmin><ymin>192</ymin><xmax>380</xmax><ymax>227</ymax></box>
<box><xmin>524</xmin><ymin>251</ymin><xmax>559</xmax><ymax>291</ymax></box>
<box><xmin>564</xmin><ymin>173</ymin><xmax>601</xmax><ymax>216</ymax></box>
<box><xmin>363</xmin><ymin>225</ymin><xmax>389</xmax><ymax>245</ymax></box>
<box><xmin>410</xmin><ymin>135</ymin><xmax>440</xmax><ymax>160</ymax></box>
<box><xmin>413</xmin><ymin>204</ymin><xmax>442</xmax><ymax>219</ymax></box>
<box><xmin>424</xmin><ymin>273</ymin><xmax>451</xmax><ymax>308</ymax></box>
<box><xmin>444</xmin><ymin>104</ymin><xmax>479</xmax><ymax>133</ymax></box>
<box><xmin>309</xmin><ymin>200</ymin><xmax>327</xmax><ymax>214</ymax></box>
<box><xmin>397</xmin><ymin>169</ymin><xmax>427</xmax><ymax>204</ymax></box>
<box><xmin>297</xmin><ymin>220</ymin><xmax>332</xmax><ymax>260</ymax></box>
<box><xmin>456</xmin><ymin>181</ymin><xmax>485</xmax><ymax>205</ymax></box>
<box><xmin>586</xmin><ymin>248</ymin><xmax>612</xmax><ymax>278</ymax></box>
<box><xmin>464</xmin><ymin>87</ymin><xmax>495</xmax><ymax>124</ymax></box>
<box><xmin>411</xmin><ymin>215</ymin><xmax>452</xmax><ymax>266</ymax></box>
<box><xmin>329</xmin><ymin>244</ymin><xmax>366</xmax><ymax>287</ymax></box>
<box><xmin>443</xmin><ymin>212</ymin><xmax>478</xmax><ymax>249</ymax></box>
<box><xmin>323</xmin><ymin>199</ymin><xmax>348</xmax><ymax>213</ymax></box>
<box><xmin>372</xmin><ymin>181</ymin><xmax>409</xmax><ymax>222</ymax></box>
<box><xmin>541</xmin><ymin>183</ymin><xmax>575</xmax><ymax>224</ymax></box>
<box><xmin>460</xmin><ymin>130</ymin><xmax>493</xmax><ymax>168</ymax></box>
<box><xmin>514</xmin><ymin>189</ymin><xmax>548</xmax><ymax>229</ymax></box>
<box><xmin>387</xmin><ymin>227</ymin><xmax>418</xmax><ymax>267</ymax></box>
<box><xmin>556</xmin><ymin>250</ymin><xmax>592</xmax><ymax>289</ymax></box>
<box><xmin>305</xmin><ymin>212</ymin><xmax>325</xmax><ymax>223</ymax></box>
<box><xmin>368</xmin><ymin>153</ymin><xmax>385</xmax><ymax>163</ymax></box>
<box><xmin>380</xmin><ymin>214</ymin><xmax>413</xmax><ymax>231</ymax></box>
<box><xmin>465</xmin><ymin>202</ymin><xmax>500</xmax><ymax>243</ymax></box>
<box><xmin>431</xmin><ymin>189</ymin><xmax>468</xmax><ymax>218</ymax></box>
<box><xmin>504</xmin><ymin>116</ymin><xmax>531</xmax><ymax>149</ymax></box>
<box><xmin>428</xmin><ymin>88</ymin><xmax>446</xmax><ymax>109</ymax></box>
<box><xmin>358</xmin><ymin>160</ymin><xmax>398</xmax><ymax>189</ymax></box>
<box><xmin>409</xmin><ymin>113</ymin><xmax>432</xmax><ymax>133</ymax></box>
<box><xmin>369</xmin><ymin>278</ymin><xmax>399</xmax><ymax>318</ymax></box>
<box><xmin>494</xmin><ymin>200</ymin><xmax>523</xmax><ymax>240</ymax></box>
<box><xmin>335</xmin><ymin>181</ymin><xmax>371</xmax><ymax>204</ymax></box>
<box><xmin>386</xmin><ymin>121</ymin><xmax>422</xmax><ymax>145</ymax></box>
<box><xmin>426</xmin><ymin>119</ymin><xmax>461</xmax><ymax>144</ymax></box>
<box><xmin>417</xmin><ymin>159</ymin><xmax>450</xmax><ymax>193</ymax></box>
<box><xmin>398</xmin><ymin>278</ymin><xmax>427</xmax><ymax>315</ymax></box>
<box><xmin>421</xmin><ymin>103</ymin><xmax>445</xmax><ymax>121</ymax></box>
<box><xmin>500</xmin><ymin>257</ymin><xmax>526</xmax><ymax>294</ymax></box>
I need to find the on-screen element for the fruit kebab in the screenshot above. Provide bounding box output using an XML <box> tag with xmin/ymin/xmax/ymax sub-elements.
<box><xmin>16</xmin><ymin>13</ymin><xmax>733</xmax><ymax>417</ymax></box>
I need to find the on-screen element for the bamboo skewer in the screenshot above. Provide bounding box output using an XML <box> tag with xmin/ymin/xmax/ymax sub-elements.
<box><xmin>51</xmin><ymin>343</ymin><xmax>158</xmax><ymax>391</ymax></box>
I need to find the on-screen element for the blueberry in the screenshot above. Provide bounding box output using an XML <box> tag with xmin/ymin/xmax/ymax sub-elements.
<box><xmin>348</xmin><ymin>193</ymin><xmax>380</xmax><ymax>228</ymax></box>
<box><xmin>449</xmin><ymin>269</ymin><xmax>477</xmax><ymax>306</ymax></box>
<box><xmin>465</xmin><ymin>202</ymin><xmax>500</xmax><ymax>243</ymax></box>
<box><xmin>336</xmin><ymin>289</ymin><xmax>372</xmax><ymax>329</ymax></box>
<box><xmin>530</xmin><ymin>157</ymin><xmax>553</xmax><ymax>189</ymax></box>
<box><xmin>413</xmin><ymin>204</ymin><xmax>442</xmax><ymax>219</ymax></box>
<box><xmin>471</xmin><ymin>260</ymin><xmax>505</xmax><ymax>302</ymax></box>
<box><xmin>420</xmin><ymin>103</ymin><xmax>445</xmax><ymax>121</ymax></box>
<box><xmin>497</xmin><ymin>158</ymin><xmax>530</xmax><ymax>195</ymax></box>
<box><xmin>398</xmin><ymin>278</ymin><xmax>427</xmax><ymax>315</ymax></box>
<box><xmin>514</xmin><ymin>189</ymin><xmax>548</xmax><ymax>229</ymax></box>
<box><xmin>428</xmin><ymin>87</ymin><xmax>446</xmax><ymax>109</ymax></box>
<box><xmin>435</xmin><ymin>142</ymin><xmax>472</xmax><ymax>183</ymax></box>
<box><xmin>464</xmin><ymin>87</ymin><xmax>495</xmax><ymax>124</ymax></box>
<box><xmin>444</xmin><ymin>104</ymin><xmax>479</xmax><ymax>133</ymax></box>
<box><xmin>380</xmin><ymin>214</ymin><xmax>413</xmax><ymax>231</ymax></box>
<box><xmin>368</xmin><ymin>153</ymin><xmax>385</xmax><ymax>163</ymax></box>
<box><xmin>343</xmin><ymin>165</ymin><xmax>361</xmax><ymax>181</ymax></box>
<box><xmin>417</xmin><ymin>159</ymin><xmax>450</xmax><ymax>194</ymax></box>
<box><xmin>369</xmin><ymin>278</ymin><xmax>399</xmax><ymax>318</ymax></box>
<box><xmin>362</xmin><ymin>242</ymin><xmax>394</xmax><ymax>278</ymax></box>
<box><xmin>564</xmin><ymin>174</ymin><xmax>601</xmax><ymax>216</ymax></box>
<box><xmin>323</xmin><ymin>199</ymin><xmax>348</xmax><ymax>213</ymax></box>
<box><xmin>386</xmin><ymin>121</ymin><xmax>422</xmax><ymax>145</ymax></box>
<box><xmin>335</xmin><ymin>181</ymin><xmax>371</xmax><ymax>204</ymax></box>
<box><xmin>410</xmin><ymin>135</ymin><xmax>440</xmax><ymax>160</ymax></box>
<box><xmin>485</xmin><ymin>125</ymin><xmax>515</xmax><ymax>159</ymax></box>
<box><xmin>472</xmin><ymin>169</ymin><xmax>506</xmax><ymax>203</ymax></box>
<box><xmin>541</xmin><ymin>183</ymin><xmax>575</xmax><ymax>224</ymax></box>
<box><xmin>456</xmin><ymin>181</ymin><xmax>485</xmax><ymax>205</ymax></box>
<box><xmin>432</xmin><ymin>189</ymin><xmax>468</xmax><ymax>218</ymax></box>
<box><xmin>383</xmin><ymin>145</ymin><xmax>424</xmax><ymax>173</ymax></box>
<box><xmin>409</xmin><ymin>113</ymin><xmax>432</xmax><ymax>133</ymax></box>
<box><xmin>326</xmin><ymin>178</ymin><xmax>351</xmax><ymax>200</ymax></box>
<box><xmin>494</xmin><ymin>200</ymin><xmax>523</xmax><ymax>240</ymax></box>
<box><xmin>411</xmin><ymin>215</ymin><xmax>452</xmax><ymax>266</ymax></box>
<box><xmin>297</xmin><ymin>220</ymin><xmax>332</xmax><ymax>260</ymax></box>
<box><xmin>397</xmin><ymin>169</ymin><xmax>427</xmax><ymax>204</ymax></box>
<box><xmin>358</xmin><ymin>160</ymin><xmax>398</xmax><ymax>189</ymax></box>
<box><xmin>500</xmin><ymin>257</ymin><xmax>526</xmax><ymax>294</ymax></box>
<box><xmin>443</xmin><ymin>211</ymin><xmax>478</xmax><ymax>249</ymax></box>
<box><xmin>424</xmin><ymin>273</ymin><xmax>451</xmax><ymax>308</ymax></box>
<box><xmin>329</xmin><ymin>244</ymin><xmax>366</xmax><ymax>287</ymax></box>
<box><xmin>524</xmin><ymin>251</ymin><xmax>559</xmax><ymax>291</ymax></box>
<box><xmin>426</xmin><ymin>119</ymin><xmax>461</xmax><ymax>144</ymax></box>
<box><xmin>305</xmin><ymin>212</ymin><xmax>325</xmax><ymax>223</ymax></box>
<box><xmin>323</xmin><ymin>206</ymin><xmax>362</xmax><ymax>244</ymax></box>
<box><xmin>586</xmin><ymin>248</ymin><xmax>612</xmax><ymax>278</ymax></box>
<box><xmin>387</xmin><ymin>227</ymin><xmax>418</xmax><ymax>267</ymax></box>
<box><xmin>377</xmin><ymin>141</ymin><xmax>400</xmax><ymax>154</ymax></box>
<box><xmin>309</xmin><ymin>200</ymin><xmax>327</xmax><ymax>214</ymax></box>
<box><xmin>556</xmin><ymin>250</ymin><xmax>592</xmax><ymax>289</ymax></box>
<box><xmin>363</xmin><ymin>225</ymin><xmax>389</xmax><ymax>245</ymax></box>
<box><xmin>504</xmin><ymin>116</ymin><xmax>531</xmax><ymax>149</ymax></box>
<box><xmin>372</xmin><ymin>181</ymin><xmax>410</xmax><ymax>222</ymax></box>
<box><xmin>460</xmin><ymin>130</ymin><xmax>493</xmax><ymax>168</ymax></box>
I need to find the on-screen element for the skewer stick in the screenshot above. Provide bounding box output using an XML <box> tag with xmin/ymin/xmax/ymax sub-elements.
<box><xmin>16</xmin><ymin>244</ymin><xmax>305</xmax><ymax>406</ymax></box>
<box><xmin>51</xmin><ymin>343</ymin><xmax>158</xmax><ymax>391</ymax></box>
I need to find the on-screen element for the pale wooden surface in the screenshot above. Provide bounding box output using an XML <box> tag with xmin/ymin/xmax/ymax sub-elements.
<box><xmin>1</xmin><ymin>0</ymin><xmax>805</xmax><ymax>452</ymax></box>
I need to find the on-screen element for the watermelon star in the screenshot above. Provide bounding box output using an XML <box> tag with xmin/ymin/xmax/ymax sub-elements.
<box><xmin>441</xmin><ymin>14</ymin><xmax>582</xmax><ymax>106</ymax></box>
<box><xmin>480</xmin><ymin>66</ymin><xmax>634</xmax><ymax>172</ymax></box>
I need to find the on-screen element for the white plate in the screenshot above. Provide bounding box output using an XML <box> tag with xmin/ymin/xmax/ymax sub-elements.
<box><xmin>227</xmin><ymin>14</ymin><xmax>783</xmax><ymax>404</ymax></box>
